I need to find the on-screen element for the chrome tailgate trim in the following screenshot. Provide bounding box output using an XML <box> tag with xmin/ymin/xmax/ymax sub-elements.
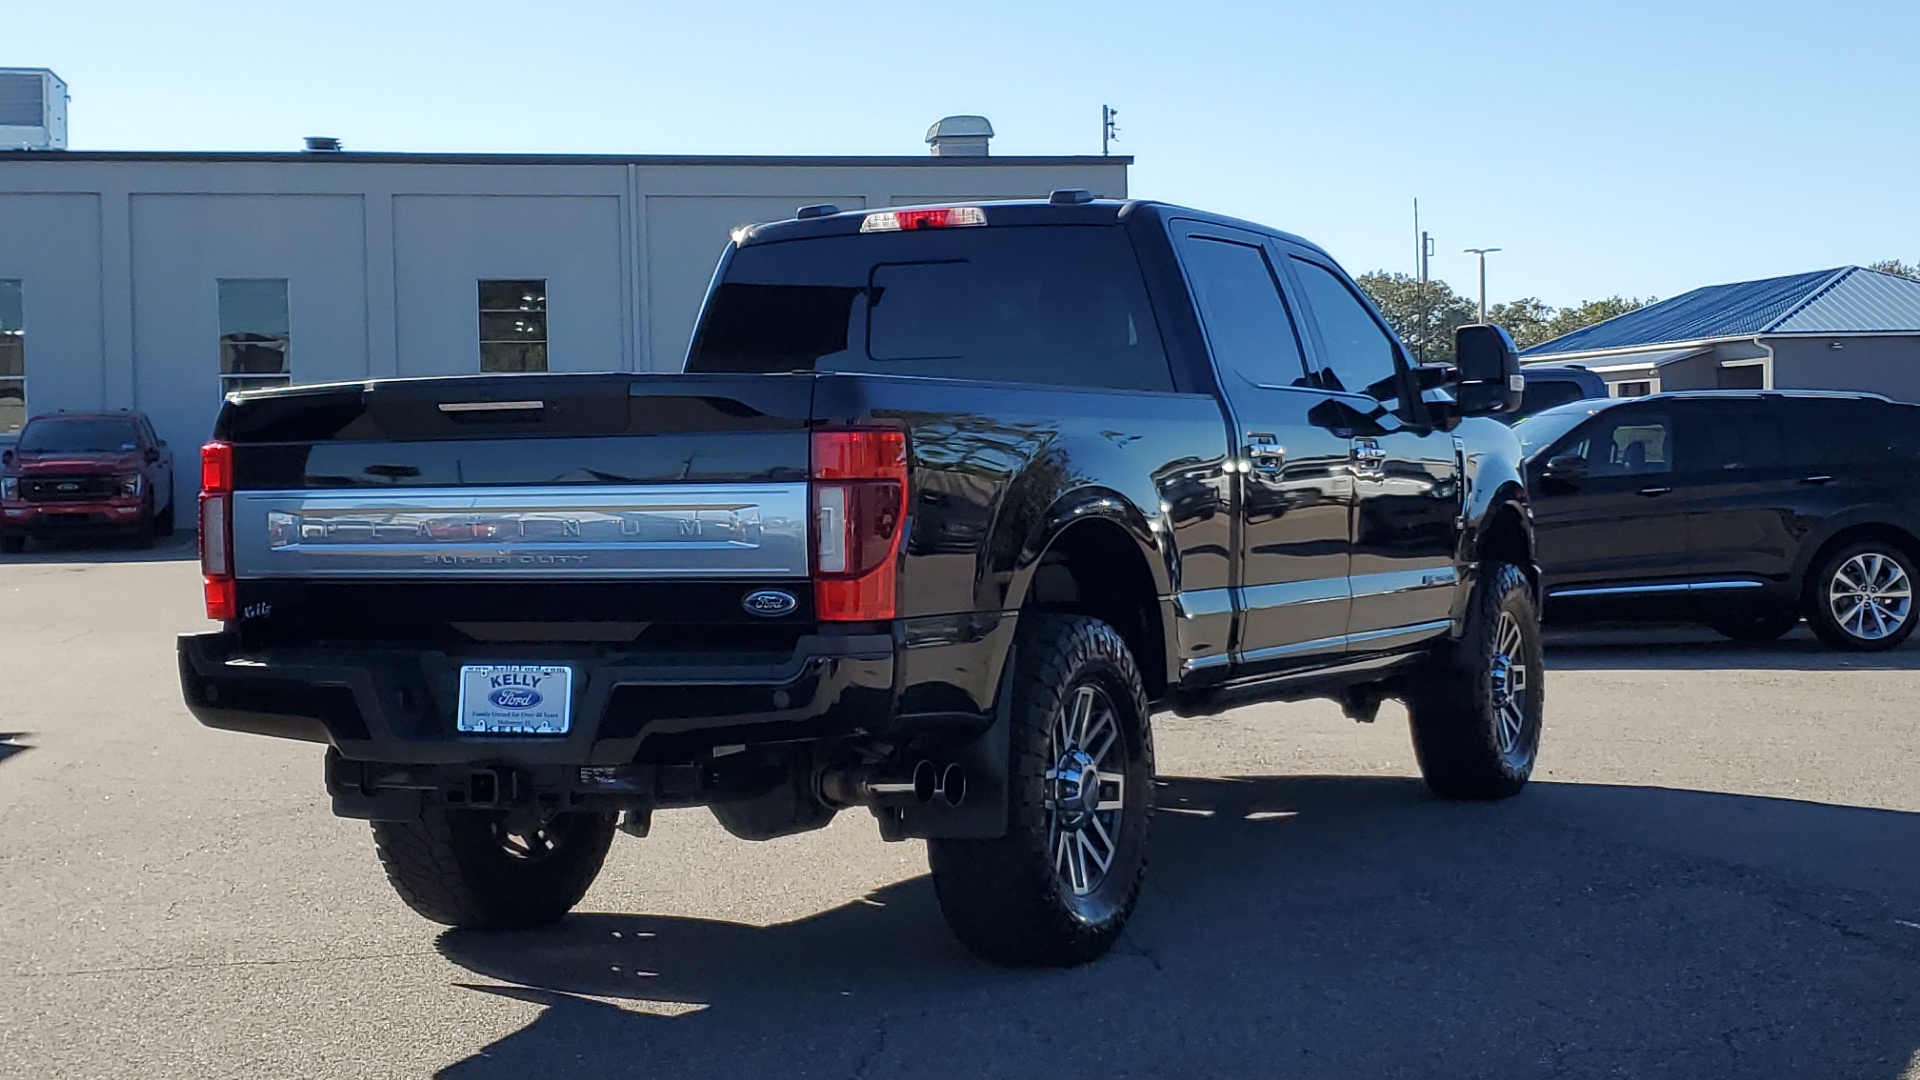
<box><xmin>231</xmin><ymin>484</ymin><xmax>809</xmax><ymax>579</ymax></box>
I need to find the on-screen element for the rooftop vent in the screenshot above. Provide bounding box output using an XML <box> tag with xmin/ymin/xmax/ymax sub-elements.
<box><xmin>0</xmin><ymin>68</ymin><xmax>67</xmax><ymax>151</ymax></box>
<box><xmin>926</xmin><ymin>115</ymin><xmax>993</xmax><ymax>157</ymax></box>
<box><xmin>303</xmin><ymin>136</ymin><xmax>342</xmax><ymax>152</ymax></box>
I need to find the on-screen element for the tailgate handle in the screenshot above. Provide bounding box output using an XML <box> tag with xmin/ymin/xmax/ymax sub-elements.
<box><xmin>437</xmin><ymin>400</ymin><xmax>545</xmax><ymax>414</ymax></box>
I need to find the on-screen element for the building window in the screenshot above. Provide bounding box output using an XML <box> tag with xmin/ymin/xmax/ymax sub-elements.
<box><xmin>1613</xmin><ymin>380</ymin><xmax>1654</xmax><ymax>398</ymax></box>
<box><xmin>218</xmin><ymin>279</ymin><xmax>292</xmax><ymax>393</ymax></box>
<box><xmin>0</xmin><ymin>280</ymin><xmax>23</xmax><ymax>436</ymax></box>
<box><xmin>479</xmin><ymin>280</ymin><xmax>547</xmax><ymax>372</ymax></box>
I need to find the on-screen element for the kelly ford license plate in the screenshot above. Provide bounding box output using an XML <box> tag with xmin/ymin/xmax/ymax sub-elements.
<box><xmin>456</xmin><ymin>664</ymin><xmax>573</xmax><ymax>735</ymax></box>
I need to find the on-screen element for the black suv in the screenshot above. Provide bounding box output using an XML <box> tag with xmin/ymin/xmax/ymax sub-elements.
<box><xmin>1519</xmin><ymin>390</ymin><xmax>1920</xmax><ymax>650</ymax></box>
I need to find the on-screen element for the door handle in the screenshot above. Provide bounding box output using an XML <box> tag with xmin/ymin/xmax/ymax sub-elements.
<box><xmin>1245</xmin><ymin>433</ymin><xmax>1286</xmax><ymax>472</ymax></box>
<box><xmin>1800</xmin><ymin>475</ymin><xmax>1835</xmax><ymax>486</ymax></box>
<box><xmin>1636</xmin><ymin>485</ymin><xmax>1672</xmax><ymax>496</ymax></box>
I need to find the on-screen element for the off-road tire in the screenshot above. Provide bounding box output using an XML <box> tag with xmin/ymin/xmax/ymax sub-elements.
<box><xmin>371</xmin><ymin>808</ymin><xmax>616</xmax><ymax>930</ymax></box>
<box><xmin>0</xmin><ymin>535</ymin><xmax>21</xmax><ymax>554</ymax></box>
<box><xmin>153</xmin><ymin>495</ymin><xmax>176</xmax><ymax>538</ymax></box>
<box><xmin>1709</xmin><ymin>609</ymin><xmax>1799</xmax><ymax>643</ymax></box>
<box><xmin>1406</xmin><ymin>561</ymin><xmax>1543</xmax><ymax>800</ymax></box>
<box><xmin>927</xmin><ymin>613</ymin><xmax>1154</xmax><ymax>967</ymax></box>
<box><xmin>1805</xmin><ymin>541</ymin><xmax>1919</xmax><ymax>652</ymax></box>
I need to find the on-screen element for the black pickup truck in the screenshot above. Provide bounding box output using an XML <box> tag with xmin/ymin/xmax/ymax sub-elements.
<box><xmin>180</xmin><ymin>195</ymin><xmax>1541</xmax><ymax>966</ymax></box>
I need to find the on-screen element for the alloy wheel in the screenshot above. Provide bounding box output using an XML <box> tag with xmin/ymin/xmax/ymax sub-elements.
<box><xmin>1828</xmin><ymin>552</ymin><xmax>1913</xmax><ymax>642</ymax></box>
<box><xmin>1044</xmin><ymin>684</ymin><xmax>1128</xmax><ymax>898</ymax></box>
<box><xmin>1488</xmin><ymin>610</ymin><xmax>1532</xmax><ymax>762</ymax></box>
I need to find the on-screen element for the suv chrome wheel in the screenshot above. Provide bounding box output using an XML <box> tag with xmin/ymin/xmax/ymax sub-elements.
<box><xmin>1045</xmin><ymin>685</ymin><xmax>1126</xmax><ymax>897</ymax></box>
<box><xmin>1828</xmin><ymin>552</ymin><xmax>1912</xmax><ymax>642</ymax></box>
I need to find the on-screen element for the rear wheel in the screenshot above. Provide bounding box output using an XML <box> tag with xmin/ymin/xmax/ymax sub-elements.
<box><xmin>1406</xmin><ymin>562</ymin><xmax>1544</xmax><ymax>800</ymax></box>
<box><xmin>1709</xmin><ymin>609</ymin><xmax>1799</xmax><ymax>643</ymax></box>
<box><xmin>928</xmin><ymin>613</ymin><xmax>1153</xmax><ymax>967</ymax></box>
<box><xmin>152</xmin><ymin>494</ymin><xmax>175</xmax><ymax>538</ymax></box>
<box><xmin>1806</xmin><ymin>541</ymin><xmax>1918</xmax><ymax>652</ymax></box>
<box><xmin>371</xmin><ymin>807</ymin><xmax>616</xmax><ymax>930</ymax></box>
<box><xmin>0</xmin><ymin>535</ymin><xmax>21</xmax><ymax>554</ymax></box>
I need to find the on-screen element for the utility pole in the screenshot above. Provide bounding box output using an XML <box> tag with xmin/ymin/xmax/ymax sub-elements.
<box><xmin>1464</xmin><ymin>247</ymin><xmax>1502</xmax><ymax>323</ymax></box>
<box><xmin>1102</xmin><ymin>105</ymin><xmax>1118</xmax><ymax>156</ymax></box>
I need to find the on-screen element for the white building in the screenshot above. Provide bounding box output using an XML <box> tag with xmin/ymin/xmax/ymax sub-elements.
<box><xmin>0</xmin><ymin>131</ymin><xmax>1127</xmax><ymax>492</ymax></box>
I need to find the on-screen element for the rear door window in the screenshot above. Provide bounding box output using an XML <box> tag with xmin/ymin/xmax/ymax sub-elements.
<box><xmin>1678</xmin><ymin>403</ymin><xmax>1835</xmax><ymax>474</ymax></box>
<box><xmin>1173</xmin><ymin>235</ymin><xmax>1310</xmax><ymax>388</ymax></box>
<box><xmin>688</xmin><ymin>226</ymin><xmax>1172</xmax><ymax>392</ymax></box>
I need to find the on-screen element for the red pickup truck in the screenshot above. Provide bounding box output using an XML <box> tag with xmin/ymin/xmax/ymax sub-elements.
<box><xmin>0</xmin><ymin>412</ymin><xmax>176</xmax><ymax>552</ymax></box>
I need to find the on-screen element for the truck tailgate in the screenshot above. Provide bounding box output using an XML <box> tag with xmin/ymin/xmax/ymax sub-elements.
<box><xmin>216</xmin><ymin>372</ymin><xmax>818</xmax><ymax>644</ymax></box>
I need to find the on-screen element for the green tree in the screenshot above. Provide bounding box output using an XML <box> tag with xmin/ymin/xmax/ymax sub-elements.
<box><xmin>1353</xmin><ymin>272</ymin><xmax>1479</xmax><ymax>364</ymax></box>
<box><xmin>1869</xmin><ymin>260</ymin><xmax>1920</xmax><ymax>281</ymax></box>
<box><xmin>1486</xmin><ymin>297</ymin><xmax>1556</xmax><ymax>349</ymax></box>
<box><xmin>1538</xmin><ymin>296</ymin><xmax>1647</xmax><ymax>344</ymax></box>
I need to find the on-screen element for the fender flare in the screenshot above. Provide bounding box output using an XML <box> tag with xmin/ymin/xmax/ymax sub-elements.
<box><xmin>1000</xmin><ymin>485</ymin><xmax>1174</xmax><ymax>614</ymax></box>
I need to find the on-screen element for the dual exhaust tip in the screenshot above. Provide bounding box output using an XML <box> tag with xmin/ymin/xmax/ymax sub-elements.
<box><xmin>818</xmin><ymin>760</ymin><xmax>966</xmax><ymax>810</ymax></box>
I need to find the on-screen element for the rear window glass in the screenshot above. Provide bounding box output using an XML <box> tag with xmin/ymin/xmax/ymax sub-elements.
<box><xmin>1519</xmin><ymin>378</ymin><xmax>1592</xmax><ymax>417</ymax></box>
<box><xmin>686</xmin><ymin>226</ymin><xmax>1173</xmax><ymax>392</ymax></box>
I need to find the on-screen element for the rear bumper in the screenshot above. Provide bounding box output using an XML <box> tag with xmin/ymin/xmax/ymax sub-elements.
<box><xmin>177</xmin><ymin>630</ymin><xmax>896</xmax><ymax>766</ymax></box>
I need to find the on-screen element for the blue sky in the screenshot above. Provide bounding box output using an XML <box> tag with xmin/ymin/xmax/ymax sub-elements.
<box><xmin>11</xmin><ymin>0</ymin><xmax>1918</xmax><ymax>308</ymax></box>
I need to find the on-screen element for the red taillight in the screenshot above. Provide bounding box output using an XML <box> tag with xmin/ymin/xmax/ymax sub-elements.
<box><xmin>859</xmin><ymin>206</ymin><xmax>988</xmax><ymax>233</ymax></box>
<box><xmin>201</xmin><ymin>440</ymin><xmax>234</xmax><ymax>494</ymax></box>
<box><xmin>811</xmin><ymin>428</ymin><xmax>907</xmax><ymax>622</ymax></box>
<box><xmin>199</xmin><ymin>441</ymin><xmax>236</xmax><ymax>621</ymax></box>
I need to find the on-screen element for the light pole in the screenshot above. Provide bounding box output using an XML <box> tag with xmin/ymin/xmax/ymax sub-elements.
<box><xmin>1463</xmin><ymin>247</ymin><xmax>1501</xmax><ymax>323</ymax></box>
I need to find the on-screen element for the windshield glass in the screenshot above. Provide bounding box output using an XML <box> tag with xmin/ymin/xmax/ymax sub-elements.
<box><xmin>1512</xmin><ymin>404</ymin><xmax>1605</xmax><ymax>458</ymax></box>
<box><xmin>686</xmin><ymin>225</ymin><xmax>1172</xmax><ymax>392</ymax></box>
<box><xmin>17</xmin><ymin>418</ymin><xmax>141</xmax><ymax>454</ymax></box>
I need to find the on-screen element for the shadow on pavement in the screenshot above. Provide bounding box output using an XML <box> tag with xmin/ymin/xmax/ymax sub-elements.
<box><xmin>435</xmin><ymin>776</ymin><xmax>1920</xmax><ymax>1079</ymax></box>
<box><xmin>0</xmin><ymin>532</ymin><xmax>196</xmax><ymax>564</ymax></box>
<box><xmin>0</xmin><ymin>733</ymin><xmax>27</xmax><ymax>765</ymax></box>
<box><xmin>1546</xmin><ymin>623</ymin><xmax>1920</xmax><ymax>672</ymax></box>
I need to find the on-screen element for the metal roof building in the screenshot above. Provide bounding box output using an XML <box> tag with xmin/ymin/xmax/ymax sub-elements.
<box><xmin>1520</xmin><ymin>267</ymin><xmax>1920</xmax><ymax>401</ymax></box>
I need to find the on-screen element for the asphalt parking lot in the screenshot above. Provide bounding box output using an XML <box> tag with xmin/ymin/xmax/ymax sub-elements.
<box><xmin>2</xmin><ymin>543</ymin><xmax>1918</xmax><ymax>1079</ymax></box>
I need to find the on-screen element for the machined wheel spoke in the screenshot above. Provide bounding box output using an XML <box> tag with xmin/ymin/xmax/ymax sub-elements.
<box><xmin>1094</xmin><ymin>770</ymin><xmax>1126</xmax><ymax>811</ymax></box>
<box><xmin>1079</xmin><ymin>824</ymin><xmax>1114</xmax><ymax>874</ymax></box>
<box><xmin>1083</xmin><ymin>707</ymin><xmax>1117</xmax><ymax>762</ymax></box>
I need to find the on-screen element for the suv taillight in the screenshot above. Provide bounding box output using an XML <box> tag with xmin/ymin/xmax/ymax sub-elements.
<box><xmin>811</xmin><ymin>428</ymin><xmax>908</xmax><ymax>621</ymax></box>
<box><xmin>199</xmin><ymin>441</ymin><xmax>236</xmax><ymax>621</ymax></box>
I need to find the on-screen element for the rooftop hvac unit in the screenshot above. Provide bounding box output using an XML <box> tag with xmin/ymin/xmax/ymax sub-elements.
<box><xmin>0</xmin><ymin>69</ymin><xmax>68</xmax><ymax>151</ymax></box>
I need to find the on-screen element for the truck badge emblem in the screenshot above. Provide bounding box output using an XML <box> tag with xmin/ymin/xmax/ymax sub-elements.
<box><xmin>742</xmin><ymin>589</ymin><xmax>798</xmax><ymax>617</ymax></box>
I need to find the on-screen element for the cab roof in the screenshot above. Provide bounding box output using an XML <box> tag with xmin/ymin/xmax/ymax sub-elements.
<box><xmin>733</xmin><ymin>196</ymin><xmax>1334</xmax><ymax>261</ymax></box>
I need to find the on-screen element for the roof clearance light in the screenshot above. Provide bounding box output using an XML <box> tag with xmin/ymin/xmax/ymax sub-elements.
<box><xmin>859</xmin><ymin>206</ymin><xmax>988</xmax><ymax>233</ymax></box>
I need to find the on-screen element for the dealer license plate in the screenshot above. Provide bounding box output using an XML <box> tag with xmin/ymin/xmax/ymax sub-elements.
<box><xmin>456</xmin><ymin>664</ymin><xmax>573</xmax><ymax>735</ymax></box>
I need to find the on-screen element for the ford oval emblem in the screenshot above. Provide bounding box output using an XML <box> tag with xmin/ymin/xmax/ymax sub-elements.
<box><xmin>488</xmin><ymin>687</ymin><xmax>543</xmax><ymax>710</ymax></box>
<box><xmin>743</xmin><ymin>589</ymin><xmax>798</xmax><ymax>617</ymax></box>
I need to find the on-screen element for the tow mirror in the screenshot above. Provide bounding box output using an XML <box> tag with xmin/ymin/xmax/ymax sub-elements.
<box><xmin>0</xmin><ymin>449</ymin><xmax>11</xmax><ymax>466</ymax></box>
<box><xmin>1455</xmin><ymin>324</ymin><xmax>1523</xmax><ymax>418</ymax></box>
<box><xmin>143</xmin><ymin>447</ymin><xmax>161</xmax><ymax>464</ymax></box>
<box><xmin>1543</xmin><ymin>453</ymin><xmax>1589</xmax><ymax>481</ymax></box>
